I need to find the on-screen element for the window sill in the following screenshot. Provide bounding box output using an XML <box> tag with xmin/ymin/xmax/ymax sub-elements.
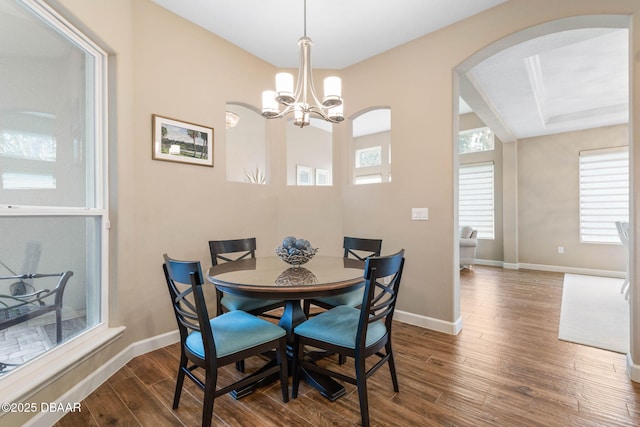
<box><xmin>0</xmin><ymin>324</ymin><xmax>125</xmax><ymax>406</ymax></box>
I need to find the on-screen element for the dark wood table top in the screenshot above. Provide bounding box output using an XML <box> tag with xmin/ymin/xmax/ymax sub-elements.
<box><xmin>207</xmin><ymin>255</ymin><xmax>365</xmax><ymax>300</ymax></box>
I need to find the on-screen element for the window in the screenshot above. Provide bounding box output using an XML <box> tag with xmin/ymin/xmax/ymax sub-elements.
<box><xmin>459</xmin><ymin>162</ymin><xmax>495</xmax><ymax>239</ymax></box>
<box><xmin>352</xmin><ymin>108</ymin><xmax>391</xmax><ymax>184</ymax></box>
<box><xmin>355</xmin><ymin>146</ymin><xmax>382</xmax><ymax>168</ymax></box>
<box><xmin>0</xmin><ymin>0</ymin><xmax>107</xmax><ymax>377</ymax></box>
<box><xmin>579</xmin><ymin>147</ymin><xmax>629</xmax><ymax>243</ymax></box>
<box><xmin>459</xmin><ymin>127</ymin><xmax>494</xmax><ymax>154</ymax></box>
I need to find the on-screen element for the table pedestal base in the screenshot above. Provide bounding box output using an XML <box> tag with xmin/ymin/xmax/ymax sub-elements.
<box><xmin>301</xmin><ymin>367</ymin><xmax>346</xmax><ymax>401</ymax></box>
<box><xmin>230</xmin><ymin>356</ymin><xmax>345</xmax><ymax>401</ymax></box>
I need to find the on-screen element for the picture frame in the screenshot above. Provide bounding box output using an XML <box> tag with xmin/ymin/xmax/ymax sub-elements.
<box><xmin>152</xmin><ymin>114</ymin><xmax>214</xmax><ymax>167</ymax></box>
<box><xmin>315</xmin><ymin>168</ymin><xmax>330</xmax><ymax>186</ymax></box>
<box><xmin>296</xmin><ymin>165</ymin><xmax>313</xmax><ymax>185</ymax></box>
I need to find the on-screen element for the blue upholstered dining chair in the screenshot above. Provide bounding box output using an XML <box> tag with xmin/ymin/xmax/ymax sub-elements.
<box><xmin>163</xmin><ymin>254</ymin><xmax>288</xmax><ymax>427</ymax></box>
<box><xmin>303</xmin><ymin>236</ymin><xmax>382</xmax><ymax>317</ymax></box>
<box><xmin>209</xmin><ymin>238</ymin><xmax>284</xmax><ymax>318</ymax></box>
<box><xmin>291</xmin><ymin>249</ymin><xmax>405</xmax><ymax>427</ymax></box>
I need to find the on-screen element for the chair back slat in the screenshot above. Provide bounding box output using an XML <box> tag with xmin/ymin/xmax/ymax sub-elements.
<box><xmin>188</xmin><ymin>270</ymin><xmax>216</xmax><ymax>360</ymax></box>
<box><xmin>174</xmin><ymin>287</ymin><xmax>200</xmax><ymax>331</ymax></box>
<box><xmin>209</xmin><ymin>238</ymin><xmax>257</xmax><ymax>266</ymax></box>
<box><xmin>368</xmin><ymin>285</ymin><xmax>395</xmax><ymax>323</ymax></box>
<box><xmin>357</xmin><ymin>250</ymin><xmax>405</xmax><ymax>348</ymax></box>
<box><xmin>343</xmin><ymin>237</ymin><xmax>382</xmax><ymax>261</ymax></box>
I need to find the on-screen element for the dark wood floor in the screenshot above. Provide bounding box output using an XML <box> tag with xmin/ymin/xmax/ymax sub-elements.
<box><xmin>56</xmin><ymin>266</ymin><xmax>640</xmax><ymax>426</ymax></box>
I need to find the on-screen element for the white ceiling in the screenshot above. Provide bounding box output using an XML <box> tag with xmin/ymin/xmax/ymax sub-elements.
<box><xmin>152</xmin><ymin>0</ymin><xmax>507</xmax><ymax>69</ymax></box>
<box><xmin>152</xmin><ymin>1</ymin><xmax>629</xmax><ymax>139</ymax></box>
<box><xmin>1</xmin><ymin>1</ymin><xmax>628</xmax><ymax>140</ymax></box>
<box><xmin>465</xmin><ymin>27</ymin><xmax>629</xmax><ymax>140</ymax></box>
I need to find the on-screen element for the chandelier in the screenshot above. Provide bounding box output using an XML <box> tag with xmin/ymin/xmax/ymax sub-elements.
<box><xmin>261</xmin><ymin>0</ymin><xmax>343</xmax><ymax>128</ymax></box>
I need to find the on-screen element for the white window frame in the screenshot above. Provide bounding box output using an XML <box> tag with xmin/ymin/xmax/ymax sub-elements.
<box><xmin>0</xmin><ymin>0</ymin><xmax>121</xmax><ymax>407</ymax></box>
<box><xmin>459</xmin><ymin>162</ymin><xmax>495</xmax><ymax>240</ymax></box>
<box><xmin>354</xmin><ymin>173</ymin><xmax>383</xmax><ymax>185</ymax></box>
<box><xmin>579</xmin><ymin>146</ymin><xmax>629</xmax><ymax>244</ymax></box>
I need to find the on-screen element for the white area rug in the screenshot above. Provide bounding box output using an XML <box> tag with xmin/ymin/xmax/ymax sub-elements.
<box><xmin>559</xmin><ymin>274</ymin><xmax>629</xmax><ymax>354</ymax></box>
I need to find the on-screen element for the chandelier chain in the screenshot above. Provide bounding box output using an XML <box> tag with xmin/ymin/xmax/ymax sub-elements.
<box><xmin>303</xmin><ymin>0</ymin><xmax>307</xmax><ymax>38</ymax></box>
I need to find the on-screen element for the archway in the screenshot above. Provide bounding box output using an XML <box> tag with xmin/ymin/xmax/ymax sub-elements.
<box><xmin>452</xmin><ymin>14</ymin><xmax>633</xmax><ymax>372</ymax></box>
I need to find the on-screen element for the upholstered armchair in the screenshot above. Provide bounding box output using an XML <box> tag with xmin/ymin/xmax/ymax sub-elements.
<box><xmin>460</xmin><ymin>226</ymin><xmax>478</xmax><ymax>268</ymax></box>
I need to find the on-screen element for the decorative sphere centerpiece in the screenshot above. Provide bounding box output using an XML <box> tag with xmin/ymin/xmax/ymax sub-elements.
<box><xmin>276</xmin><ymin>236</ymin><xmax>318</xmax><ymax>266</ymax></box>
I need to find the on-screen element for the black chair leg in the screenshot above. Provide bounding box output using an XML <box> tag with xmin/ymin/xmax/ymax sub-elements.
<box><xmin>386</xmin><ymin>342</ymin><xmax>399</xmax><ymax>392</ymax></box>
<box><xmin>291</xmin><ymin>339</ymin><xmax>302</xmax><ymax>399</ymax></box>
<box><xmin>338</xmin><ymin>354</ymin><xmax>347</xmax><ymax>365</ymax></box>
<box><xmin>173</xmin><ymin>356</ymin><xmax>188</xmax><ymax>409</ymax></box>
<box><xmin>202</xmin><ymin>370</ymin><xmax>217</xmax><ymax>427</ymax></box>
<box><xmin>277</xmin><ymin>337</ymin><xmax>289</xmax><ymax>403</ymax></box>
<box><xmin>235</xmin><ymin>360</ymin><xmax>245</xmax><ymax>372</ymax></box>
<box><xmin>354</xmin><ymin>355</ymin><xmax>370</xmax><ymax>427</ymax></box>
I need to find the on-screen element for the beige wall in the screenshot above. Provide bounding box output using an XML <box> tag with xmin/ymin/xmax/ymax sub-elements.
<box><xmin>518</xmin><ymin>124</ymin><xmax>628</xmax><ymax>270</ymax></box>
<box><xmin>459</xmin><ymin>115</ymin><xmax>628</xmax><ymax>271</ymax></box>
<box><xmin>9</xmin><ymin>0</ymin><xmax>640</xmax><ymax>423</ymax></box>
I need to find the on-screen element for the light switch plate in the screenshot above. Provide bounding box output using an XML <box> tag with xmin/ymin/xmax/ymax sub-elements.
<box><xmin>411</xmin><ymin>208</ymin><xmax>428</xmax><ymax>221</ymax></box>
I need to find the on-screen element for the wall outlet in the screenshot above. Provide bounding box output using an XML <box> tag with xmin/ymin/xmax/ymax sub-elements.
<box><xmin>411</xmin><ymin>208</ymin><xmax>428</xmax><ymax>221</ymax></box>
<box><xmin>558</xmin><ymin>246</ymin><xmax>564</xmax><ymax>254</ymax></box>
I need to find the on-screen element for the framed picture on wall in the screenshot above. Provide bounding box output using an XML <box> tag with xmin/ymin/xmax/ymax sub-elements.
<box><xmin>152</xmin><ymin>114</ymin><xmax>214</xmax><ymax>167</ymax></box>
<box><xmin>296</xmin><ymin>165</ymin><xmax>313</xmax><ymax>185</ymax></box>
<box><xmin>315</xmin><ymin>168</ymin><xmax>330</xmax><ymax>186</ymax></box>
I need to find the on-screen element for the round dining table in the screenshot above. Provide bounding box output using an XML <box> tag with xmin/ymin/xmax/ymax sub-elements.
<box><xmin>207</xmin><ymin>255</ymin><xmax>365</xmax><ymax>401</ymax></box>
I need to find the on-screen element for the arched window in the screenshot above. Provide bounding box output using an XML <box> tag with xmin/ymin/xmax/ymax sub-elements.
<box><xmin>225</xmin><ymin>103</ymin><xmax>268</xmax><ymax>184</ymax></box>
<box><xmin>352</xmin><ymin>108</ymin><xmax>391</xmax><ymax>184</ymax></box>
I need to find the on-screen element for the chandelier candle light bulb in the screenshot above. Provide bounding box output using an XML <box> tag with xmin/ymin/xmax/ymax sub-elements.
<box><xmin>322</xmin><ymin>76</ymin><xmax>342</xmax><ymax>107</ymax></box>
<box><xmin>262</xmin><ymin>90</ymin><xmax>278</xmax><ymax>116</ymax></box>
<box><xmin>276</xmin><ymin>72</ymin><xmax>295</xmax><ymax>104</ymax></box>
<box><xmin>328</xmin><ymin>103</ymin><xmax>344</xmax><ymax>121</ymax></box>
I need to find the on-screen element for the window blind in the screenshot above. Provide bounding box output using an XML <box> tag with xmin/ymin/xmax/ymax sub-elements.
<box><xmin>579</xmin><ymin>147</ymin><xmax>629</xmax><ymax>243</ymax></box>
<box><xmin>459</xmin><ymin>162</ymin><xmax>495</xmax><ymax>239</ymax></box>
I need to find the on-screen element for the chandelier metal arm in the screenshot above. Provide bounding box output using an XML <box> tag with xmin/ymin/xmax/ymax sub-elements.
<box><xmin>263</xmin><ymin>103</ymin><xmax>343</xmax><ymax>124</ymax></box>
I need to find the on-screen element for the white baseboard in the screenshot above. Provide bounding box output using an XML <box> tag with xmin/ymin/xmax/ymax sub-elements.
<box><xmin>475</xmin><ymin>259</ymin><xmax>504</xmax><ymax>268</ymax></box>
<box><xmin>628</xmin><ymin>353</ymin><xmax>640</xmax><ymax>382</ymax></box>
<box><xmin>517</xmin><ymin>262</ymin><xmax>624</xmax><ymax>278</ymax></box>
<box><xmin>24</xmin><ymin>330</ymin><xmax>180</xmax><ymax>427</ymax></box>
<box><xmin>394</xmin><ymin>309</ymin><xmax>462</xmax><ymax>335</ymax></box>
<box><xmin>475</xmin><ymin>259</ymin><xmax>624</xmax><ymax>278</ymax></box>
